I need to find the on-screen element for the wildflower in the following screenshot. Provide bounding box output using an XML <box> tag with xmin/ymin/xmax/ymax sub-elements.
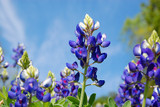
<box><xmin>15</xmin><ymin>94</ymin><xmax>28</xmax><ymax>107</ymax></box>
<box><xmin>36</xmin><ymin>88</ymin><xmax>51</xmax><ymax>102</ymax></box>
<box><xmin>24</xmin><ymin>78</ymin><xmax>38</xmax><ymax>93</ymax></box>
<box><xmin>8</xmin><ymin>85</ymin><xmax>21</xmax><ymax>99</ymax></box>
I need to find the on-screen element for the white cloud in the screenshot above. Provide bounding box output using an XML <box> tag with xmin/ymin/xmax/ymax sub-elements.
<box><xmin>34</xmin><ymin>19</ymin><xmax>71</xmax><ymax>79</ymax></box>
<box><xmin>0</xmin><ymin>0</ymin><xmax>25</xmax><ymax>46</ymax></box>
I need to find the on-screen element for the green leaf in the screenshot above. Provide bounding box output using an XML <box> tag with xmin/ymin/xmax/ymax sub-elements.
<box><xmin>78</xmin><ymin>88</ymin><xmax>81</xmax><ymax>99</ymax></box>
<box><xmin>67</xmin><ymin>96</ymin><xmax>79</xmax><ymax>105</ymax></box>
<box><xmin>104</xmin><ymin>104</ymin><xmax>109</xmax><ymax>107</ymax></box>
<box><xmin>6</xmin><ymin>97</ymin><xmax>15</xmax><ymax>106</ymax></box>
<box><xmin>63</xmin><ymin>101</ymin><xmax>69</xmax><ymax>107</ymax></box>
<box><xmin>56</xmin><ymin>98</ymin><xmax>66</xmax><ymax>105</ymax></box>
<box><xmin>0</xmin><ymin>91</ymin><xmax>5</xmax><ymax>100</ymax></box>
<box><xmin>108</xmin><ymin>97</ymin><xmax>117</xmax><ymax>107</ymax></box>
<box><xmin>70</xmin><ymin>104</ymin><xmax>78</xmax><ymax>107</ymax></box>
<box><xmin>89</xmin><ymin>93</ymin><xmax>96</xmax><ymax>105</ymax></box>
<box><xmin>43</xmin><ymin>102</ymin><xmax>51</xmax><ymax>107</ymax></box>
<box><xmin>122</xmin><ymin>100</ymin><xmax>131</xmax><ymax>107</ymax></box>
<box><xmin>53</xmin><ymin>104</ymin><xmax>63</xmax><ymax>107</ymax></box>
<box><xmin>2</xmin><ymin>86</ymin><xmax>8</xmax><ymax>100</ymax></box>
<box><xmin>51</xmin><ymin>98</ymin><xmax>56</xmax><ymax>105</ymax></box>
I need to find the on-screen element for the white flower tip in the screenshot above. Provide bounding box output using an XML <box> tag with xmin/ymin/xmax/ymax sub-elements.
<box><xmin>101</xmin><ymin>33</ymin><xmax>107</xmax><ymax>41</ymax></box>
<box><xmin>94</xmin><ymin>21</ymin><xmax>100</xmax><ymax>29</ymax></box>
<box><xmin>79</xmin><ymin>22</ymin><xmax>86</xmax><ymax>29</ymax></box>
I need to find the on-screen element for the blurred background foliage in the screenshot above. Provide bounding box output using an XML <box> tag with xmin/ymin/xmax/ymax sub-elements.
<box><xmin>122</xmin><ymin>0</ymin><xmax>160</xmax><ymax>46</ymax></box>
<box><xmin>93</xmin><ymin>92</ymin><xmax>116</xmax><ymax>107</ymax></box>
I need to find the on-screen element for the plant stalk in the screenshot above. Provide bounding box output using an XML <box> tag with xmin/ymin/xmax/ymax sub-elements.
<box><xmin>28</xmin><ymin>93</ymin><xmax>32</xmax><ymax>107</ymax></box>
<box><xmin>142</xmin><ymin>78</ymin><xmax>149</xmax><ymax>107</ymax></box>
<box><xmin>79</xmin><ymin>47</ymin><xmax>90</xmax><ymax>107</ymax></box>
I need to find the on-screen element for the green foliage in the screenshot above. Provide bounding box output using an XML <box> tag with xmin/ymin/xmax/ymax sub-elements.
<box><xmin>89</xmin><ymin>93</ymin><xmax>96</xmax><ymax>105</ymax></box>
<box><xmin>2</xmin><ymin>86</ymin><xmax>8</xmax><ymax>100</ymax></box>
<box><xmin>103</xmin><ymin>97</ymin><xmax>131</xmax><ymax>107</ymax></box>
<box><xmin>52</xmin><ymin>104</ymin><xmax>63</xmax><ymax>107</ymax></box>
<box><xmin>92</xmin><ymin>92</ymin><xmax>117</xmax><ymax>107</ymax></box>
<box><xmin>67</xmin><ymin>96</ymin><xmax>79</xmax><ymax>106</ymax></box>
<box><xmin>77</xmin><ymin>88</ymin><xmax>96</xmax><ymax>106</ymax></box>
<box><xmin>122</xmin><ymin>0</ymin><xmax>160</xmax><ymax>46</ymax></box>
<box><xmin>122</xmin><ymin>100</ymin><xmax>131</xmax><ymax>107</ymax></box>
<box><xmin>108</xmin><ymin>97</ymin><xmax>117</xmax><ymax>107</ymax></box>
<box><xmin>43</xmin><ymin>102</ymin><xmax>52</xmax><ymax>107</ymax></box>
<box><xmin>0</xmin><ymin>86</ymin><xmax>16</xmax><ymax>106</ymax></box>
<box><xmin>0</xmin><ymin>90</ymin><xmax>6</xmax><ymax>100</ymax></box>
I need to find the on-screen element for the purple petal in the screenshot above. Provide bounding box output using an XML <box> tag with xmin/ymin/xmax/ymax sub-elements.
<box><xmin>133</xmin><ymin>44</ymin><xmax>141</xmax><ymax>57</ymax></box>
<box><xmin>101</xmin><ymin>41</ymin><xmax>110</xmax><ymax>47</ymax></box>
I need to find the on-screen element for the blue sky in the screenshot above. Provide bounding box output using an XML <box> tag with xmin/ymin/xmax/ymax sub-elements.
<box><xmin>0</xmin><ymin>0</ymin><xmax>147</xmax><ymax>97</ymax></box>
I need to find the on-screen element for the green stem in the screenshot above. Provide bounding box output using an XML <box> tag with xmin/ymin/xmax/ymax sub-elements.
<box><xmin>79</xmin><ymin>47</ymin><xmax>90</xmax><ymax>107</ymax></box>
<box><xmin>142</xmin><ymin>78</ymin><xmax>149</xmax><ymax>107</ymax></box>
<box><xmin>28</xmin><ymin>93</ymin><xmax>32</xmax><ymax>107</ymax></box>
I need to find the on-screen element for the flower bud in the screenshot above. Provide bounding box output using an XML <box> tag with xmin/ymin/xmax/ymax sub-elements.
<box><xmin>94</xmin><ymin>21</ymin><xmax>100</xmax><ymax>30</ymax></box>
<box><xmin>42</xmin><ymin>77</ymin><xmax>52</xmax><ymax>88</ymax></box>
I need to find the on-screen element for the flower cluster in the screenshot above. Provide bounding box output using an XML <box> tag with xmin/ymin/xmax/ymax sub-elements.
<box><xmin>115</xmin><ymin>69</ymin><xmax>144</xmax><ymax>106</ymax></box>
<box><xmin>9</xmin><ymin>78</ymin><xmax>51</xmax><ymax>106</ymax></box>
<box><xmin>54</xmin><ymin>67</ymin><xmax>79</xmax><ymax>101</ymax></box>
<box><xmin>115</xmin><ymin>30</ymin><xmax>160</xmax><ymax>106</ymax></box>
<box><xmin>12</xmin><ymin>43</ymin><xmax>25</xmax><ymax>67</ymax></box>
<box><xmin>8</xmin><ymin>51</ymin><xmax>54</xmax><ymax>106</ymax></box>
<box><xmin>67</xmin><ymin>14</ymin><xmax>110</xmax><ymax>87</ymax></box>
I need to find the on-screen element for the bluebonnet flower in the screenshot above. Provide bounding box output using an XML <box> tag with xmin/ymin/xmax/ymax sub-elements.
<box><xmin>20</xmin><ymin>65</ymin><xmax>39</xmax><ymax>82</ymax></box>
<box><xmin>155</xmin><ymin>42</ymin><xmax>160</xmax><ymax>55</ymax></box>
<box><xmin>66</xmin><ymin>14</ymin><xmax>110</xmax><ymax>97</ymax></box>
<box><xmin>115</xmin><ymin>66</ymin><xmax>144</xmax><ymax>106</ymax></box>
<box><xmin>54</xmin><ymin>67</ymin><xmax>79</xmax><ymax>101</ymax></box>
<box><xmin>85</xmin><ymin>66</ymin><xmax>97</xmax><ymax>81</ymax></box>
<box><xmin>74</xmin><ymin>72</ymin><xmax>80</xmax><ymax>82</ymax></box>
<box><xmin>36</xmin><ymin>88</ymin><xmax>51</xmax><ymax>102</ymax></box>
<box><xmin>15</xmin><ymin>94</ymin><xmax>28</xmax><ymax>107</ymax></box>
<box><xmin>87</xmin><ymin>36</ymin><xmax>96</xmax><ymax>47</ymax></box>
<box><xmin>3</xmin><ymin>62</ymin><xmax>9</xmax><ymax>68</ymax></box>
<box><xmin>41</xmin><ymin>77</ymin><xmax>52</xmax><ymax>88</ymax></box>
<box><xmin>70</xmin><ymin>85</ymin><xmax>79</xmax><ymax>97</ymax></box>
<box><xmin>12</xmin><ymin>43</ymin><xmax>25</xmax><ymax>67</ymax></box>
<box><xmin>1</xmin><ymin>69</ymin><xmax>9</xmax><ymax>83</ymax></box>
<box><xmin>75</xmin><ymin>47</ymin><xmax>87</xmax><ymax>59</ymax></box>
<box><xmin>91</xmin><ymin>46</ymin><xmax>107</xmax><ymax>63</ymax></box>
<box><xmin>54</xmin><ymin>83</ymin><xmax>62</xmax><ymax>93</ymax></box>
<box><xmin>95</xmin><ymin>80</ymin><xmax>105</xmax><ymax>87</ymax></box>
<box><xmin>116</xmin><ymin>30</ymin><xmax>160</xmax><ymax>106</ymax></box>
<box><xmin>8</xmin><ymin>84</ymin><xmax>21</xmax><ymax>99</ymax></box>
<box><xmin>66</xmin><ymin>62</ymin><xmax>78</xmax><ymax>70</ymax></box>
<box><xmin>62</xmin><ymin>89</ymin><xmax>70</xmax><ymax>97</ymax></box>
<box><xmin>24</xmin><ymin>78</ymin><xmax>38</xmax><ymax>93</ymax></box>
